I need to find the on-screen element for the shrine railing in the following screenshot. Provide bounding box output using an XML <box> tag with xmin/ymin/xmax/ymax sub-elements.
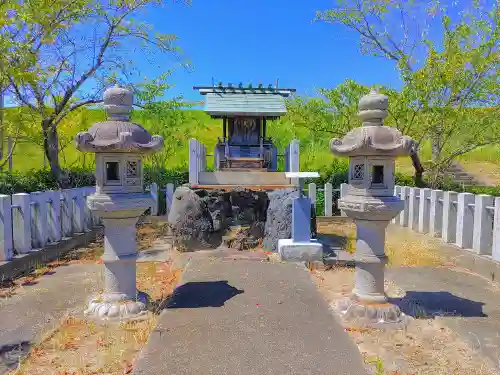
<box><xmin>188</xmin><ymin>138</ymin><xmax>207</xmax><ymax>184</ymax></box>
<box><xmin>307</xmin><ymin>182</ymin><xmax>500</xmax><ymax>264</ymax></box>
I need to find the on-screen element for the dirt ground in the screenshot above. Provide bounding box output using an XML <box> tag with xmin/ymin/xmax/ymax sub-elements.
<box><xmin>6</xmin><ymin>222</ymin><xmax>181</xmax><ymax>375</ymax></box>
<box><xmin>315</xmin><ymin>221</ymin><xmax>500</xmax><ymax>375</ymax></box>
<box><xmin>313</xmin><ymin>268</ymin><xmax>499</xmax><ymax>375</ymax></box>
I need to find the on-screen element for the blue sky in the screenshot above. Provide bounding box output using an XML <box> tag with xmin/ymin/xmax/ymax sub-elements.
<box><xmin>7</xmin><ymin>0</ymin><xmax>489</xmax><ymax>107</ymax></box>
<box><xmin>139</xmin><ymin>0</ymin><xmax>403</xmax><ymax>103</ymax></box>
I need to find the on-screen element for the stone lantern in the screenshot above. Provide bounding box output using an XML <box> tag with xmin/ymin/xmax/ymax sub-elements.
<box><xmin>330</xmin><ymin>89</ymin><xmax>414</xmax><ymax>328</ymax></box>
<box><xmin>75</xmin><ymin>85</ymin><xmax>163</xmax><ymax>320</ymax></box>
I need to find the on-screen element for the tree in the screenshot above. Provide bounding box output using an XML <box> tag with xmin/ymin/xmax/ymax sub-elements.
<box><xmin>1</xmin><ymin>0</ymin><xmax>189</xmax><ymax>185</ymax></box>
<box><xmin>287</xmin><ymin>79</ymin><xmax>425</xmax><ymax>183</ymax></box>
<box><xmin>133</xmin><ymin>72</ymin><xmax>201</xmax><ymax>171</ymax></box>
<box><xmin>317</xmin><ymin>0</ymin><xmax>499</xmax><ymax>185</ymax></box>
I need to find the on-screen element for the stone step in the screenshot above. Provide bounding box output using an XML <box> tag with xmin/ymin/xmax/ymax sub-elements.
<box><xmin>220</xmin><ymin>168</ymin><xmax>268</xmax><ymax>172</ymax></box>
<box><xmin>198</xmin><ymin>171</ymin><xmax>292</xmax><ymax>186</ymax></box>
<box><xmin>192</xmin><ymin>184</ymin><xmax>296</xmax><ymax>191</ymax></box>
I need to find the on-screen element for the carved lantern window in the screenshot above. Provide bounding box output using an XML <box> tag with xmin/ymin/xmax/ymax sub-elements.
<box><xmin>352</xmin><ymin>164</ymin><xmax>365</xmax><ymax>180</ymax></box>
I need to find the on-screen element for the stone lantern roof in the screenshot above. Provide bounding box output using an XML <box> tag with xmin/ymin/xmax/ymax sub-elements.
<box><xmin>75</xmin><ymin>85</ymin><xmax>164</xmax><ymax>153</ymax></box>
<box><xmin>330</xmin><ymin>89</ymin><xmax>414</xmax><ymax>157</ymax></box>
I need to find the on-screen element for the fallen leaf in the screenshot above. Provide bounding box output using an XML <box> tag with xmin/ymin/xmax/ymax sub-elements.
<box><xmin>123</xmin><ymin>362</ymin><xmax>134</xmax><ymax>374</ymax></box>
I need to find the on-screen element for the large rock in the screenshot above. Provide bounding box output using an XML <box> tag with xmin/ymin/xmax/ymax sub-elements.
<box><xmin>168</xmin><ymin>186</ymin><xmax>269</xmax><ymax>251</ymax></box>
<box><xmin>167</xmin><ymin>187</ymin><xmax>215</xmax><ymax>250</ymax></box>
<box><xmin>263</xmin><ymin>189</ymin><xmax>298</xmax><ymax>252</ymax></box>
<box><xmin>263</xmin><ymin>189</ymin><xmax>317</xmax><ymax>252</ymax></box>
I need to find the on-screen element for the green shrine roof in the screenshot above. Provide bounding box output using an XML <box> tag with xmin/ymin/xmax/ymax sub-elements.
<box><xmin>194</xmin><ymin>85</ymin><xmax>296</xmax><ymax>118</ymax></box>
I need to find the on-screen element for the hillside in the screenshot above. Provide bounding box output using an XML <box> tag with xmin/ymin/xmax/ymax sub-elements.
<box><xmin>2</xmin><ymin>108</ymin><xmax>500</xmax><ymax>186</ymax></box>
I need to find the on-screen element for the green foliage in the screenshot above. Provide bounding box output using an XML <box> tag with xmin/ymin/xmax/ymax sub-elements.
<box><xmin>143</xmin><ymin>165</ymin><xmax>188</xmax><ymax>188</ymax></box>
<box><xmin>316</xmin><ymin>0</ymin><xmax>499</xmax><ymax>177</ymax></box>
<box><xmin>1</xmin><ymin>0</ymin><xmax>190</xmax><ymax>182</ymax></box>
<box><xmin>395</xmin><ymin>172</ymin><xmax>416</xmax><ymax>187</ymax></box>
<box><xmin>0</xmin><ymin>167</ymin><xmax>94</xmax><ymax>195</ymax></box>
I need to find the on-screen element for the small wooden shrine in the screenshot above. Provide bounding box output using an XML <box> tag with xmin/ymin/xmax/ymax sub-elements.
<box><xmin>189</xmin><ymin>82</ymin><xmax>299</xmax><ymax>190</ymax></box>
<box><xmin>194</xmin><ymin>83</ymin><xmax>296</xmax><ymax>171</ymax></box>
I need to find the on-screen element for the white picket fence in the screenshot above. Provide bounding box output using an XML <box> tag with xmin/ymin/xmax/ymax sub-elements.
<box><xmin>8</xmin><ymin>181</ymin><xmax>493</xmax><ymax>264</ymax></box>
<box><xmin>0</xmin><ymin>187</ymin><xmax>99</xmax><ymax>262</ymax></box>
<box><xmin>307</xmin><ymin>182</ymin><xmax>500</xmax><ymax>262</ymax></box>
<box><xmin>391</xmin><ymin>185</ymin><xmax>500</xmax><ymax>260</ymax></box>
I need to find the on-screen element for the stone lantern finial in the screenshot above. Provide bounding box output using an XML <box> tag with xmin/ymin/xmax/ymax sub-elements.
<box><xmin>358</xmin><ymin>88</ymin><xmax>388</xmax><ymax>127</ymax></box>
<box><xmin>103</xmin><ymin>85</ymin><xmax>133</xmax><ymax>121</ymax></box>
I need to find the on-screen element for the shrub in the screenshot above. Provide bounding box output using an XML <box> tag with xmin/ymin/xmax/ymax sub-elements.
<box><xmin>0</xmin><ymin>167</ymin><xmax>95</xmax><ymax>195</ymax></box>
<box><xmin>143</xmin><ymin>165</ymin><xmax>189</xmax><ymax>188</ymax></box>
<box><xmin>2</xmin><ymin>163</ymin><xmax>499</xmax><ymax>200</ymax></box>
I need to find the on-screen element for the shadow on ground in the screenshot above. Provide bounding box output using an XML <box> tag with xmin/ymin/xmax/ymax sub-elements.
<box><xmin>0</xmin><ymin>340</ymin><xmax>31</xmax><ymax>371</ymax></box>
<box><xmin>392</xmin><ymin>291</ymin><xmax>487</xmax><ymax>318</ymax></box>
<box><xmin>316</xmin><ymin>233</ymin><xmax>350</xmax><ymax>257</ymax></box>
<box><xmin>163</xmin><ymin>281</ymin><xmax>244</xmax><ymax>309</ymax></box>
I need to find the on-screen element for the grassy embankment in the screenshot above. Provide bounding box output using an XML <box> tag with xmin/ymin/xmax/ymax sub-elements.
<box><xmin>3</xmin><ymin>108</ymin><xmax>500</xmax><ymax>185</ymax></box>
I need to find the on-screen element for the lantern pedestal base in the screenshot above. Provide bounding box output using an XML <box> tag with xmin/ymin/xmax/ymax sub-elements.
<box><xmin>333</xmin><ymin>295</ymin><xmax>408</xmax><ymax>329</ymax></box>
<box><xmin>278</xmin><ymin>238</ymin><xmax>323</xmax><ymax>262</ymax></box>
<box><xmin>84</xmin><ymin>292</ymin><xmax>149</xmax><ymax>321</ymax></box>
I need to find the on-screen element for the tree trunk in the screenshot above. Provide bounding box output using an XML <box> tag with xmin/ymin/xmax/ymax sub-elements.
<box><xmin>411</xmin><ymin>153</ymin><xmax>424</xmax><ymax>186</ymax></box>
<box><xmin>409</xmin><ymin>143</ymin><xmax>425</xmax><ymax>187</ymax></box>
<box><xmin>431</xmin><ymin>124</ymin><xmax>443</xmax><ymax>161</ymax></box>
<box><xmin>42</xmin><ymin>118</ymin><xmax>64</xmax><ymax>186</ymax></box>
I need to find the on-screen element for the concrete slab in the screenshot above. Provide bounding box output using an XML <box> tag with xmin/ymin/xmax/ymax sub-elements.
<box><xmin>278</xmin><ymin>238</ymin><xmax>323</xmax><ymax>262</ymax></box>
<box><xmin>387</xmin><ymin>266</ymin><xmax>500</xmax><ymax>367</ymax></box>
<box><xmin>0</xmin><ymin>263</ymin><xmax>100</xmax><ymax>374</ymax></box>
<box><xmin>133</xmin><ymin>258</ymin><xmax>369</xmax><ymax>375</ymax></box>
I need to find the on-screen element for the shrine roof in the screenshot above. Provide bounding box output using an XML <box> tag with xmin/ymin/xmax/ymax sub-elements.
<box><xmin>194</xmin><ymin>85</ymin><xmax>296</xmax><ymax>118</ymax></box>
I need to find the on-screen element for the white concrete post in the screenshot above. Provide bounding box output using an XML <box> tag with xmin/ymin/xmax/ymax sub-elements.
<box><xmin>30</xmin><ymin>191</ymin><xmax>49</xmax><ymax>249</ymax></box>
<box><xmin>61</xmin><ymin>189</ymin><xmax>73</xmax><ymax>238</ymax></box>
<box><xmin>87</xmin><ymin>187</ymin><xmax>101</xmax><ymax>227</ymax></box>
<box><xmin>418</xmin><ymin>188</ymin><xmax>431</xmax><ymax>233</ymax></box>
<box><xmin>308</xmin><ymin>183</ymin><xmax>316</xmax><ymax>208</ymax></box>
<box><xmin>284</xmin><ymin>145</ymin><xmax>290</xmax><ymax>172</ymax></box>
<box><xmin>392</xmin><ymin>186</ymin><xmax>401</xmax><ymax>224</ymax></box>
<box><xmin>0</xmin><ymin>195</ymin><xmax>13</xmax><ymax>261</ymax></box>
<box><xmin>196</xmin><ymin>141</ymin><xmax>201</xmax><ymax>173</ymax></box>
<box><xmin>399</xmin><ymin>186</ymin><xmax>410</xmax><ymax>227</ymax></box>
<box><xmin>289</xmin><ymin>139</ymin><xmax>300</xmax><ymax>185</ymax></box>
<box><xmin>473</xmin><ymin>194</ymin><xmax>494</xmax><ymax>255</ymax></box>
<box><xmin>442</xmin><ymin>191</ymin><xmax>458</xmax><ymax>243</ymax></box>
<box><xmin>340</xmin><ymin>183</ymin><xmax>348</xmax><ymax>217</ymax></box>
<box><xmin>166</xmin><ymin>183</ymin><xmax>175</xmax><ymax>216</ymax></box>
<box><xmin>456</xmin><ymin>192</ymin><xmax>475</xmax><ymax>249</ymax></box>
<box><xmin>12</xmin><ymin>193</ymin><xmax>31</xmax><ymax>254</ymax></box>
<box><xmin>71</xmin><ymin>188</ymin><xmax>85</xmax><ymax>234</ymax></box>
<box><xmin>202</xmin><ymin>144</ymin><xmax>207</xmax><ymax>171</ymax></box>
<box><xmin>82</xmin><ymin>187</ymin><xmax>93</xmax><ymax>231</ymax></box>
<box><xmin>408</xmin><ymin>187</ymin><xmax>420</xmax><ymax>231</ymax></box>
<box><xmin>429</xmin><ymin>190</ymin><xmax>443</xmax><ymax>238</ymax></box>
<box><xmin>48</xmin><ymin>190</ymin><xmax>61</xmax><ymax>242</ymax></box>
<box><xmin>289</xmin><ymin>139</ymin><xmax>300</xmax><ymax>172</ymax></box>
<box><xmin>189</xmin><ymin>138</ymin><xmax>199</xmax><ymax>185</ymax></box>
<box><xmin>492</xmin><ymin>197</ymin><xmax>500</xmax><ymax>261</ymax></box>
<box><xmin>324</xmin><ymin>183</ymin><xmax>333</xmax><ymax>217</ymax></box>
<box><xmin>150</xmin><ymin>183</ymin><xmax>159</xmax><ymax>216</ymax></box>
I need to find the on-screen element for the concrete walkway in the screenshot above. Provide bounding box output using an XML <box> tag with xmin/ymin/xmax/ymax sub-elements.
<box><xmin>387</xmin><ymin>266</ymin><xmax>500</xmax><ymax>368</ymax></box>
<box><xmin>0</xmin><ymin>263</ymin><xmax>100</xmax><ymax>374</ymax></box>
<box><xmin>132</xmin><ymin>258</ymin><xmax>369</xmax><ymax>375</ymax></box>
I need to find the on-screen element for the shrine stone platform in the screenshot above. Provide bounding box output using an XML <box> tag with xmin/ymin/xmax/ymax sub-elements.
<box><xmin>132</xmin><ymin>258</ymin><xmax>369</xmax><ymax>375</ymax></box>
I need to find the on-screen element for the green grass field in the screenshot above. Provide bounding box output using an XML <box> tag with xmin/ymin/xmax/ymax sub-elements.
<box><xmin>3</xmin><ymin>108</ymin><xmax>500</xmax><ymax>185</ymax></box>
